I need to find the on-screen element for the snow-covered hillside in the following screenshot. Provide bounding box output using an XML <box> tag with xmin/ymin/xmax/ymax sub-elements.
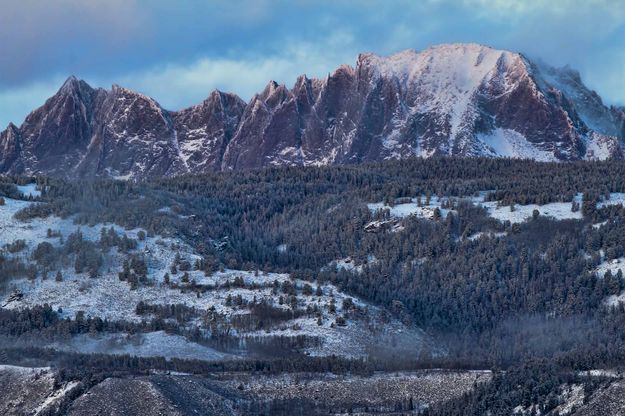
<box><xmin>0</xmin><ymin>191</ymin><xmax>427</xmax><ymax>359</ymax></box>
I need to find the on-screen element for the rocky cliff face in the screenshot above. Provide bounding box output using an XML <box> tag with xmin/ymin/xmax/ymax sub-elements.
<box><xmin>0</xmin><ymin>123</ymin><xmax>22</xmax><ymax>173</ymax></box>
<box><xmin>0</xmin><ymin>77</ymin><xmax>245</xmax><ymax>179</ymax></box>
<box><xmin>173</xmin><ymin>90</ymin><xmax>246</xmax><ymax>173</ymax></box>
<box><xmin>15</xmin><ymin>77</ymin><xmax>103</xmax><ymax>176</ymax></box>
<box><xmin>1</xmin><ymin>43</ymin><xmax>623</xmax><ymax>179</ymax></box>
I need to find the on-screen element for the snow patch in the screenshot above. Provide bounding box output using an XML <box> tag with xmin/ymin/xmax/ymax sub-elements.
<box><xmin>465</xmin><ymin>231</ymin><xmax>507</xmax><ymax>241</ymax></box>
<box><xmin>367</xmin><ymin>196</ymin><xmax>452</xmax><ymax>220</ymax></box>
<box><xmin>598</xmin><ymin>193</ymin><xmax>625</xmax><ymax>209</ymax></box>
<box><xmin>328</xmin><ymin>256</ymin><xmax>378</xmax><ymax>274</ymax></box>
<box><xmin>16</xmin><ymin>183</ymin><xmax>42</xmax><ymax>198</ymax></box>
<box><xmin>478</xmin><ymin>128</ymin><xmax>556</xmax><ymax>161</ymax></box>
<box><xmin>480</xmin><ymin>200</ymin><xmax>582</xmax><ymax>224</ymax></box>
<box><xmin>595</xmin><ymin>257</ymin><xmax>625</xmax><ymax>278</ymax></box>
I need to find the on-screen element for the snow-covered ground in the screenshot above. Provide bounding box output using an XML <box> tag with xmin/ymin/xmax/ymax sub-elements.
<box><xmin>478</xmin><ymin>193</ymin><xmax>625</xmax><ymax>224</ymax></box>
<box><xmin>16</xmin><ymin>183</ymin><xmax>42</xmax><ymax>198</ymax></box>
<box><xmin>0</xmin><ymin>197</ymin><xmax>51</xmax><ymax>245</ymax></box>
<box><xmin>592</xmin><ymin>220</ymin><xmax>608</xmax><ymax>229</ymax></box>
<box><xmin>33</xmin><ymin>381</ymin><xmax>80</xmax><ymax>416</ymax></box>
<box><xmin>464</xmin><ymin>231</ymin><xmax>508</xmax><ymax>241</ymax></box>
<box><xmin>328</xmin><ymin>256</ymin><xmax>378</xmax><ymax>273</ymax></box>
<box><xmin>0</xmin><ymin>197</ymin><xmax>196</xmax><ymax>276</ymax></box>
<box><xmin>367</xmin><ymin>192</ymin><xmax>579</xmax><ymax>226</ymax></box>
<box><xmin>555</xmin><ymin>384</ymin><xmax>585</xmax><ymax>415</ymax></box>
<box><xmin>602</xmin><ymin>263</ymin><xmax>625</xmax><ymax>306</ymax></box>
<box><xmin>595</xmin><ymin>257</ymin><xmax>625</xmax><ymax>278</ymax></box>
<box><xmin>362</xmin><ymin>191</ymin><xmax>625</xmax><ymax>245</ymax></box>
<box><xmin>598</xmin><ymin>193</ymin><xmax>625</xmax><ymax>209</ymax></box>
<box><xmin>479</xmin><ymin>200</ymin><xmax>583</xmax><ymax>223</ymax></box>
<box><xmin>222</xmin><ymin>368</ymin><xmax>491</xmax><ymax>413</ymax></box>
<box><xmin>0</xmin><ymin>364</ymin><xmax>50</xmax><ymax>375</ymax></box>
<box><xmin>367</xmin><ymin>196</ymin><xmax>453</xmax><ymax>220</ymax></box>
<box><xmin>577</xmin><ymin>369</ymin><xmax>621</xmax><ymax>378</ymax></box>
<box><xmin>366</xmin><ymin>191</ymin><xmax>625</xmax><ymax>226</ymax></box>
<box><xmin>364</xmin><ymin>191</ymin><xmax>625</xmax><ymax>231</ymax></box>
<box><xmin>332</xmin><ymin>257</ymin><xmax>361</xmax><ymax>272</ymax></box>
<box><xmin>593</xmin><ymin>257</ymin><xmax>625</xmax><ymax>307</ymax></box>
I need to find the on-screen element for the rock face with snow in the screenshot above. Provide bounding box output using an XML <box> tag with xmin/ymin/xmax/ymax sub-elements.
<box><xmin>173</xmin><ymin>90</ymin><xmax>246</xmax><ymax>173</ymax></box>
<box><xmin>0</xmin><ymin>43</ymin><xmax>623</xmax><ymax>179</ymax></box>
<box><xmin>0</xmin><ymin>77</ymin><xmax>246</xmax><ymax>179</ymax></box>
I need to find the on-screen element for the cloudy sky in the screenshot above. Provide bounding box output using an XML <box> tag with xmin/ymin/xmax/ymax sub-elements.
<box><xmin>0</xmin><ymin>0</ymin><xmax>623</xmax><ymax>127</ymax></box>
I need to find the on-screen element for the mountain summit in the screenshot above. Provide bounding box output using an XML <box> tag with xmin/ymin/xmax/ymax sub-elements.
<box><xmin>1</xmin><ymin>43</ymin><xmax>623</xmax><ymax>179</ymax></box>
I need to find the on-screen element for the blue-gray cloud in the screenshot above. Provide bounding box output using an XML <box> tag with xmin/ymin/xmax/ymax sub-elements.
<box><xmin>0</xmin><ymin>0</ymin><xmax>623</xmax><ymax>127</ymax></box>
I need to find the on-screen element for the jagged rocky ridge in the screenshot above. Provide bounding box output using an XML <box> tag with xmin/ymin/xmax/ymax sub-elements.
<box><xmin>1</xmin><ymin>43</ymin><xmax>624</xmax><ymax>179</ymax></box>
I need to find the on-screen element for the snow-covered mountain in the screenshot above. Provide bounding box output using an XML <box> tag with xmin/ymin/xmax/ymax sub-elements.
<box><xmin>1</xmin><ymin>43</ymin><xmax>623</xmax><ymax>179</ymax></box>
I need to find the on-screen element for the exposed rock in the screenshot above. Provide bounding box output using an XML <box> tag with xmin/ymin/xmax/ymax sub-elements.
<box><xmin>1</xmin><ymin>43</ymin><xmax>623</xmax><ymax>179</ymax></box>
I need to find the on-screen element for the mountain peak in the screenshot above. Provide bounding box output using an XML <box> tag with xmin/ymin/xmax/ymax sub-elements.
<box><xmin>208</xmin><ymin>89</ymin><xmax>224</xmax><ymax>98</ymax></box>
<box><xmin>261</xmin><ymin>80</ymin><xmax>280</xmax><ymax>95</ymax></box>
<box><xmin>62</xmin><ymin>74</ymin><xmax>78</xmax><ymax>85</ymax></box>
<box><xmin>59</xmin><ymin>75</ymin><xmax>84</xmax><ymax>93</ymax></box>
<box><xmin>294</xmin><ymin>74</ymin><xmax>309</xmax><ymax>88</ymax></box>
<box><xmin>259</xmin><ymin>80</ymin><xmax>291</xmax><ymax>106</ymax></box>
<box><xmin>329</xmin><ymin>64</ymin><xmax>355</xmax><ymax>80</ymax></box>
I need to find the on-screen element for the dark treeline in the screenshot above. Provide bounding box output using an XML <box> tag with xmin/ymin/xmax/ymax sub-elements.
<box><xmin>0</xmin><ymin>304</ymin><xmax>180</xmax><ymax>341</ymax></box>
